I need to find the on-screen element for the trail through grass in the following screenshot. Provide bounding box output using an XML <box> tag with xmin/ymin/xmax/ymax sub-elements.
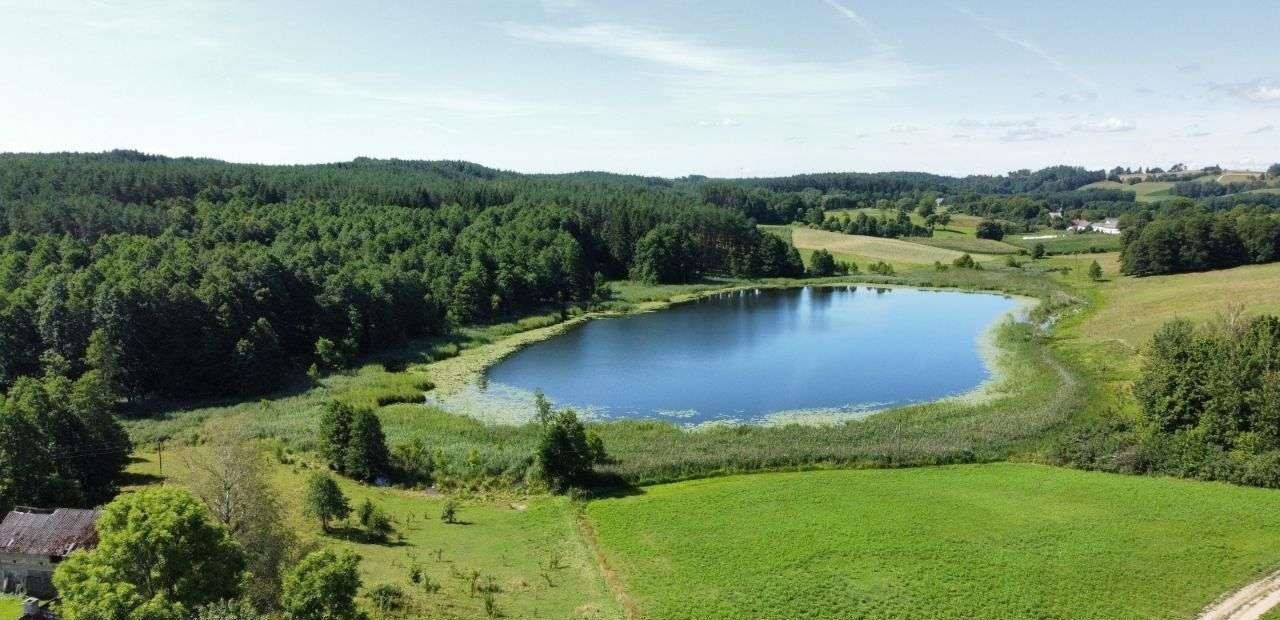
<box><xmin>588</xmin><ymin>463</ymin><xmax>1280</xmax><ymax>620</ymax></box>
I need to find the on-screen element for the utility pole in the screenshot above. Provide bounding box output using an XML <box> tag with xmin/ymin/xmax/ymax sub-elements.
<box><xmin>157</xmin><ymin>440</ymin><xmax>164</xmax><ymax>476</ymax></box>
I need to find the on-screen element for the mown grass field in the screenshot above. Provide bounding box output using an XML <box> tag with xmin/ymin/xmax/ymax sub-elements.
<box><xmin>0</xmin><ymin>596</ymin><xmax>20</xmax><ymax>620</ymax></box>
<box><xmin>127</xmin><ymin>450</ymin><xmax>622</xmax><ymax>620</ymax></box>
<box><xmin>1078</xmin><ymin>261</ymin><xmax>1280</xmax><ymax>348</ymax></box>
<box><xmin>587</xmin><ymin>463</ymin><xmax>1280</xmax><ymax>620</ymax></box>
<box><xmin>1004</xmin><ymin>232</ymin><xmax>1123</xmax><ymax>255</ymax></box>
<box><xmin>787</xmin><ymin>227</ymin><xmax>987</xmax><ymax>265</ymax></box>
<box><xmin>1083</xmin><ymin>179</ymin><xmax>1176</xmax><ymax>202</ymax></box>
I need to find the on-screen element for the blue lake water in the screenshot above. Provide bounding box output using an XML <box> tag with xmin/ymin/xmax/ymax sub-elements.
<box><xmin>462</xmin><ymin>286</ymin><xmax>1021</xmax><ymax>425</ymax></box>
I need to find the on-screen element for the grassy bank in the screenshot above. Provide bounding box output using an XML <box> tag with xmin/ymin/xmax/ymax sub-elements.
<box><xmin>126</xmin><ymin>451</ymin><xmax>622</xmax><ymax>620</ymax></box>
<box><xmin>587</xmin><ymin>463</ymin><xmax>1280</xmax><ymax>620</ymax></box>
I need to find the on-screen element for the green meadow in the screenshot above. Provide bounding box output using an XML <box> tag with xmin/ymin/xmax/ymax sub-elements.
<box><xmin>587</xmin><ymin>463</ymin><xmax>1280</xmax><ymax>620</ymax></box>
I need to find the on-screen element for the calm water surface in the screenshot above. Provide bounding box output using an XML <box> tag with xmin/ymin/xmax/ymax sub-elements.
<box><xmin>466</xmin><ymin>286</ymin><xmax>1020</xmax><ymax>425</ymax></box>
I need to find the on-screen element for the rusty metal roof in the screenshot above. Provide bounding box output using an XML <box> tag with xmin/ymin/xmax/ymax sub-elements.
<box><xmin>0</xmin><ymin>507</ymin><xmax>101</xmax><ymax>557</ymax></box>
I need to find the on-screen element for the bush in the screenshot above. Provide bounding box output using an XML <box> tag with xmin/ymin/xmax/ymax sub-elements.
<box><xmin>367</xmin><ymin>583</ymin><xmax>406</xmax><ymax>612</ymax></box>
<box><xmin>975</xmin><ymin>220</ymin><xmax>1005</xmax><ymax>240</ymax></box>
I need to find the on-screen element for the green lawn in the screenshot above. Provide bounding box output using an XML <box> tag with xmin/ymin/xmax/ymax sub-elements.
<box><xmin>588</xmin><ymin>463</ymin><xmax>1280</xmax><ymax>620</ymax></box>
<box><xmin>0</xmin><ymin>597</ymin><xmax>20</xmax><ymax>620</ymax></box>
<box><xmin>1004</xmin><ymin>232</ymin><xmax>1122</xmax><ymax>255</ymax></box>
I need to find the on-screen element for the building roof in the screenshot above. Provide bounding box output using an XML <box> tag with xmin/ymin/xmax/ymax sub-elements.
<box><xmin>0</xmin><ymin>508</ymin><xmax>101</xmax><ymax>557</ymax></box>
<box><xmin>1097</xmin><ymin>218</ymin><xmax>1120</xmax><ymax>228</ymax></box>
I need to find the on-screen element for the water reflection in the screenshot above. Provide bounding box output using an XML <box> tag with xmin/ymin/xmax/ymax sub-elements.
<box><xmin>463</xmin><ymin>287</ymin><xmax>1019</xmax><ymax>425</ymax></box>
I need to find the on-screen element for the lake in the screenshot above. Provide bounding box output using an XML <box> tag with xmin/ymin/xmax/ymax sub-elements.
<box><xmin>447</xmin><ymin>286</ymin><xmax>1022</xmax><ymax>425</ymax></box>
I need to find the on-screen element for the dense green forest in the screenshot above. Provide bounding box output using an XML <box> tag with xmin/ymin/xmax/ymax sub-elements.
<box><xmin>0</xmin><ymin>151</ymin><xmax>1275</xmax><ymax>413</ymax></box>
<box><xmin>1120</xmin><ymin>208</ymin><xmax>1280</xmax><ymax>276</ymax></box>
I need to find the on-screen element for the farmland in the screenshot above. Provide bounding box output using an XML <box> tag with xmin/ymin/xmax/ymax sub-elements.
<box><xmin>1004</xmin><ymin>231</ymin><xmax>1123</xmax><ymax>255</ymax></box>
<box><xmin>784</xmin><ymin>226</ymin><xmax>989</xmax><ymax>265</ymax></box>
<box><xmin>587</xmin><ymin>463</ymin><xmax>1280</xmax><ymax>620</ymax></box>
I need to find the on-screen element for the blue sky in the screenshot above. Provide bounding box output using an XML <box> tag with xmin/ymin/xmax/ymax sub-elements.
<box><xmin>1</xmin><ymin>0</ymin><xmax>1276</xmax><ymax>176</ymax></box>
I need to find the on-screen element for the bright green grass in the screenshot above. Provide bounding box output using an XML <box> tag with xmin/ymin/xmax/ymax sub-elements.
<box><xmin>907</xmin><ymin>235</ymin><xmax>1023</xmax><ymax>254</ymax></box>
<box><xmin>1083</xmin><ymin>180</ymin><xmax>1176</xmax><ymax>202</ymax></box>
<box><xmin>0</xmin><ymin>596</ymin><xmax>20</xmax><ymax>620</ymax></box>
<box><xmin>1004</xmin><ymin>232</ymin><xmax>1122</xmax><ymax>255</ymax></box>
<box><xmin>588</xmin><ymin>463</ymin><xmax>1280</xmax><ymax>620</ymax></box>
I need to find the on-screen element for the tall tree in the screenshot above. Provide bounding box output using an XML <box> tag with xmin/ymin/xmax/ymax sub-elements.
<box><xmin>54</xmin><ymin>487</ymin><xmax>247</xmax><ymax>620</ymax></box>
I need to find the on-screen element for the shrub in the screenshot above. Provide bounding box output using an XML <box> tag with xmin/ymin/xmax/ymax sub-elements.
<box><xmin>367</xmin><ymin>583</ymin><xmax>406</xmax><ymax>612</ymax></box>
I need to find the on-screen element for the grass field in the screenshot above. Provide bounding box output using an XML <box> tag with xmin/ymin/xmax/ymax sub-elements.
<box><xmin>587</xmin><ymin>463</ymin><xmax>1280</xmax><ymax>620</ymax></box>
<box><xmin>1004</xmin><ymin>232</ymin><xmax>1123</xmax><ymax>255</ymax></box>
<box><xmin>0</xmin><ymin>597</ymin><xmax>19</xmax><ymax>620</ymax></box>
<box><xmin>787</xmin><ymin>227</ymin><xmax>989</xmax><ymax>265</ymax></box>
<box><xmin>1083</xmin><ymin>180</ymin><xmax>1176</xmax><ymax>202</ymax></box>
<box><xmin>127</xmin><ymin>450</ymin><xmax>623</xmax><ymax>620</ymax></box>
<box><xmin>1078</xmin><ymin>261</ymin><xmax>1280</xmax><ymax>349</ymax></box>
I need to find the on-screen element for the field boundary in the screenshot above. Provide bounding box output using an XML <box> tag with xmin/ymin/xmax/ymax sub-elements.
<box><xmin>1199</xmin><ymin>570</ymin><xmax>1280</xmax><ymax>620</ymax></box>
<box><xmin>577</xmin><ymin>512</ymin><xmax>642</xmax><ymax>620</ymax></box>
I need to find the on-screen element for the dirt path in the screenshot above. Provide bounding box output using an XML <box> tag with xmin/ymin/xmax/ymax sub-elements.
<box><xmin>576</xmin><ymin>513</ymin><xmax>642</xmax><ymax>620</ymax></box>
<box><xmin>1199</xmin><ymin>570</ymin><xmax>1280</xmax><ymax>620</ymax></box>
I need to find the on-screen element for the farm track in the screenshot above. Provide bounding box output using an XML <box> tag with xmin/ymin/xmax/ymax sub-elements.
<box><xmin>1199</xmin><ymin>570</ymin><xmax>1280</xmax><ymax>620</ymax></box>
<box><xmin>577</xmin><ymin>512</ymin><xmax>642</xmax><ymax>620</ymax></box>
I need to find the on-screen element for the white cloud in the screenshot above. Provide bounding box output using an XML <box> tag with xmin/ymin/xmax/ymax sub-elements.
<box><xmin>952</xmin><ymin>4</ymin><xmax>1097</xmax><ymax>91</ymax></box>
<box><xmin>889</xmin><ymin>124</ymin><xmax>922</xmax><ymax>133</ymax></box>
<box><xmin>999</xmin><ymin>127</ymin><xmax>1063</xmax><ymax>142</ymax></box>
<box><xmin>697</xmin><ymin>117</ymin><xmax>742</xmax><ymax>128</ymax></box>
<box><xmin>498</xmin><ymin>22</ymin><xmax>927</xmax><ymax>98</ymax></box>
<box><xmin>1213</xmin><ymin>80</ymin><xmax>1280</xmax><ymax>104</ymax></box>
<box><xmin>1072</xmin><ymin>117</ymin><xmax>1136</xmax><ymax>133</ymax></box>
<box><xmin>820</xmin><ymin>0</ymin><xmax>893</xmax><ymax>54</ymax></box>
<box><xmin>1059</xmin><ymin>91</ymin><xmax>1099</xmax><ymax>103</ymax></box>
<box><xmin>953</xmin><ymin>118</ymin><xmax>1037</xmax><ymax>128</ymax></box>
<box><xmin>1249</xmin><ymin>125</ymin><xmax>1275</xmax><ymax>134</ymax></box>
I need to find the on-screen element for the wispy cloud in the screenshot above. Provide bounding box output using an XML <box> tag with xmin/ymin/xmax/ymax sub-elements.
<box><xmin>697</xmin><ymin>117</ymin><xmax>742</xmax><ymax>128</ymax></box>
<box><xmin>952</xmin><ymin>4</ymin><xmax>1097</xmax><ymax>93</ymax></box>
<box><xmin>1212</xmin><ymin>79</ymin><xmax>1280</xmax><ymax>104</ymax></box>
<box><xmin>1249</xmin><ymin>124</ymin><xmax>1275</xmax><ymax>134</ymax></box>
<box><xmin>498</xmin><ymin>22</ymin><xmax>926</xmax><ymax>98</ymax></box>
<box><xmin>259</xmin><ymin>72</ymin><xmax>530</xmax><ymax>117</ymax></box>
<box><xmin>1072</xmin><ymin>117</ymin><xmax>1136</xmax><ymax>133</ymax></box>
<box><xmin>953</xmin><ymin>117</ymin><xmax>1037</xmax><ymax>129</ymax></box>
<box><xmin>820</xmin><ymin>0</ymin><xmax>893</xmax><ymax>53</ymax></box>
<box><xmin>999</xmin><ymin>126</ymin><xmax>1063</xmax><ymax>142</ymax></box>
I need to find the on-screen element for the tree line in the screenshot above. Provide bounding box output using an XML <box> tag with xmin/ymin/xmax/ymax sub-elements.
<box><xmin>1120</xmin><ymin>207</ymin><xmax>1280</xmax><ymax>276</ymax></box>
<box><xmin>0</xmin><ymin>153</ymin><xmax>803</xmax><ymax>404</ymax></box>
<box><xmin>1131</xmin><ymin>313</ymin><xmax>1280</xmax><ymax>486</ymax></box>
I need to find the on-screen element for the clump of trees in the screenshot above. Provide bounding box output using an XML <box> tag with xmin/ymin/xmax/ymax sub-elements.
<box><xmin>975</xmin><ymin>220</ymin><xmax>1006</xmax><ymax>240</ymax></box>
<box><xmin>821</xmin><ymin>209</ymin><xmax>931</xmax><ymax>238</ymax></box>
<box><xmin>1121</xmin><ymin>208</ymin><xmax>1280</xmax><ymax>276</ymax></box>
<box><xmin>1131</xmin><ymin>312</ymin><xmax>1280</xmax><ymax>486</ymax></box>
<box><xmin>536</xmin><ymin>409</ymin><xmax>607</xmax><ymax>491</ymax></box>
<box><xmin>318</xmin><ymin>401</ymin><xmax>390</xmax><ymax>482</ymax></box>
<box><xmin>0</xmin><ymin>360</ymin><xmax>129</xmax><ymax>514</ymax></box>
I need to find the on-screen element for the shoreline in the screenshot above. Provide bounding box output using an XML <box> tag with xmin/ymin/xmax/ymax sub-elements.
<box><xmin>423</xmin><ymin>279</ymin><xmax>1041</xmax><ymax>427</ymax></box>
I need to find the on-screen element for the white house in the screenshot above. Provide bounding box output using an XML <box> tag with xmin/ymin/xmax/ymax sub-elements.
<box><xmin>1093</xmin><ymin>218</ymin><xmax>1121</xmax><ymax>235</ymax></box>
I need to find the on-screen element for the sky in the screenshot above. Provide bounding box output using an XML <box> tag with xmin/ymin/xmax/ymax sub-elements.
<box><xmin>1</xmin><ymin>0</ymin><xmax>1277</xmax><ymax>177</ymax></box>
